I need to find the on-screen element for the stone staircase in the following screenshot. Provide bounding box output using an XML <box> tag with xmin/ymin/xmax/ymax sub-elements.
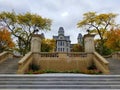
<box><xmin>107</xmin><ymin>58</ymin><xmax>120</xmax><ymax>75</ymax></box>
<box><xmin>0</xmin><ymin>74</ymin><xmax>120</xmax><ymax>89</ymax></box>
<box><xmin>0</xmin><ymin>58</ymin><xmax>20</xmax><ymax>74</ymax></box>
<box><xmin>0</xmin><ymin>56</ymin><xmax>120</xmax><ymax>89</ymax></box>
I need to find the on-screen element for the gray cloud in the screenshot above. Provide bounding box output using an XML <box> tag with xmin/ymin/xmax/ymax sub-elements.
<box><xmin>0</xmin><ymin>0</ymin><xmax>30</xmax><ymax>13</ymax></box>
<box><xmin>0</xmin><ymin>0</ymin><xmax>120</xmax><ymax>43</ymax></box>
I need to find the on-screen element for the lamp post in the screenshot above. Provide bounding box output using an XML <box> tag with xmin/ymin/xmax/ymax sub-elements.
<box><xmin>34</xmin><ymin>29</ymin><xmax>39</xmax><ymax>34</ymax></box>
<box><xmin>86</xmin><ymin>29</ymin><xmax>90</xmax><ymax>34</ymax></box>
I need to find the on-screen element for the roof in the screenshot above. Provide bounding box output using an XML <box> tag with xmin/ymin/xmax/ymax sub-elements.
<box><xmin>77</xmin><ymin>33</ymin><xmax>82</xmax><ymax>39</ymax></box>
<box><xmin>53</xmin><ymin>35</ymin><xmax>70</xmax><ymax>42</ymax></box>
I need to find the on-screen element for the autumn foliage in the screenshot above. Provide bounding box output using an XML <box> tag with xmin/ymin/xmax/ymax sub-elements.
<box><xmin>0</xmin><ymin>28</ymin><xmax>15</xmax><ymax>52</ymax></box>
<box><xmin>0</xmin><ymin>11</ymin><xmax>52</xmax><ymax>55</ymax></box>
<box><xmin>105</xmin><ymin>28</ymin><xmax>120</xmax><ymax>51</ymax></box>
<box><xmin>77</xmin><ymin>12</ymin><xmax>117</xmax><ymax>55</ymax></box>
<box><xmin>71</xmin><ymin>44</ymin><xmax>84</xmax><ymax>52</ymax></box>
<box><xmin>41</xmin><ymin>39</ymin><xmax>55</xmax><ymax>52</ymax></box>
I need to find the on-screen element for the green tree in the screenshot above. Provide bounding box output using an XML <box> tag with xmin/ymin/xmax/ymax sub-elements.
<box><xmin>0</xmin><ymin>11</ymin><xmax>52</xmax><ymax>55</ymax></box>
<box><xmin>41</xmin><ymin>39</ymin><xmax>55</xmax><ymax>52</ymax></box>
<box><xmin>71</xmin><ymin>44</ymin><xmax>84</xmax><ymax>52</ymax></box>
<box><xmin>77</xmin><ymin>12</ymin><xmax>117</xmax><ymax>55</ymax></box>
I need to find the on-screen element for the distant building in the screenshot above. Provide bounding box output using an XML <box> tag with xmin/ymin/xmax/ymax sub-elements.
<box><xmin>53</xmin><ymin>27</ymin><xmax>71</xmax><ymax>52</ymax></box>
<box><xmin>77</xmin><ymin>33</ymin><xmax>83</xmax><ymax>45</ymax></box>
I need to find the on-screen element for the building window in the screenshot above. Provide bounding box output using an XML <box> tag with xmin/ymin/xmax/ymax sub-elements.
<box><xmin>66</xmin><ymin>43</ymin><xmax>68</xmax><ymax>46</ymax></box>
<box><xmin>58</xmin><ymin>48</ymin><xmax>60</xmax><ymax>52</ymax></box>
<box><xmin>67</xmin><ymin>48</ymin><xmax>68</xmax><ymax>52</ymax></box>
<box><xmin>60</xmin><ymin>37</ymin><xmax>62</xmax><ymax>39</ymax></box>
<box><xmin>60</xmin><ymin>41</ymin><xmax>62</xmax><ymax>46</ymax></box>
<box><xmin>63</xmin><ymin>42</ymin><xmax>64</xmax><ymax>46</ymax></box>
<box><xmin>63</xmin><ymin>48</ymin><xmax>64</xmax><ymax>52</ymax></box>
<box><xmin>61</xmin><ymin>48</ymin><xmax>62</xmax><ymax>52</ymax></box>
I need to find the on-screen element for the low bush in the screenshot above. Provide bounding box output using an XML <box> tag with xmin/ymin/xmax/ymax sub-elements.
<box><xmin>29</xmin><ymin>63</ymin><xmax>40</xmax><ymax>72</ymax></box>
<box><xmin>26</xmin><ymin>69</ymin><xmax>81</xmax><ymax>74</ymax></box>
<box><xmin>87</xmin><ymin>64</ymin><xmax>102</xmax><ymax>74</ymax></box>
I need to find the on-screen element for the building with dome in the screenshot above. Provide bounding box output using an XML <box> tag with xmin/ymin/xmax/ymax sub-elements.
<box><xmin>53</xmin><ymin>27</ymin><xmax>71</xmax><ymax>52</ymax></box>
<box><xmin>77</xmin><ymin>33</ymin><xmax>83</xmax><ymax>45</ymax></box>
<box><xmin>53</xmin><ymin>27</ymin><xmax>83</xmax><ymax>52</ymax></box>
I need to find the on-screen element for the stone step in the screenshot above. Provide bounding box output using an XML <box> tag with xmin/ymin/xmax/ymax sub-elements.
<box><xmin>0</xmin><ymin>78</ymin><xmax>119</xmax><ymax>81</ymax></box>
<box><xmin>0</xmin><ymin>58</ymin><xmax>19</xmax><ymax>74</ymax></box>
<box><xmin>0</xmin><ymin>78</ymin><xmax>120</xmax><ymax>81</ymax></box>
<box><xmin>0</xmin><ymin>85</ymin><xmax>119</xmax><ymax>89</ymax></box>
<box><xmin>0</xmin><ymin>75</ymin><xmax>120</xmax><ymax>89</ymax></box>
<box><xmin>0</xmin><ymin>75</ymin><xmax>120</xmax><ymax>78</ymax></box>
<box><xmin>106</xmin><ymin>58</ymin><xmax>120</xmax><ymax>74</ymax></box>
<box><xmin>0</xmin><ymin>81</ymin><xmax>120</xmax><ymax>85</ymax></box>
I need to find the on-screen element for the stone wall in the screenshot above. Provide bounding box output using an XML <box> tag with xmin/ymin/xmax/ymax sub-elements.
<box><xmin>33</xmin><ymin>52</ymin><xmax>93</xmax><ymax>73</ymax></box>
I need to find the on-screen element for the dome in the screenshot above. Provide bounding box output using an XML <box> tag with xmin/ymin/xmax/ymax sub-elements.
<box><xmin>58</xmin><ymin>27</ymin><xmax>64</xmax><ymax>35</ymax></box>
<box><xmin>77</xmin><ymin>33</ymin><xmax>82</xmax><ymax>39</ymax></box>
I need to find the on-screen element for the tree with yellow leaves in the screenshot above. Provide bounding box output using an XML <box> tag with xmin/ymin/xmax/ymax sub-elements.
<box><xmin>41</xmin><ymin>39</ymin><xmax>55</xmax><ymax>52</ymax></box>
<box><xmin>105</xmin><ymin>28</ymin><xmax>120</xmax><ymax>51</ymax></box>
<box><xmin>77</xmin><ymin>12</ymin><xmax>117</xmax><ymax>55</ymax></box>
<box><xmin>0</xmin><ymin>28</ymin><xmax>15</xmax><ymax>52</ymax></box>
<box><xmin>0</xmin><ymin>11</ymin><xmax>52</xmax><ymax>55</ymax></box>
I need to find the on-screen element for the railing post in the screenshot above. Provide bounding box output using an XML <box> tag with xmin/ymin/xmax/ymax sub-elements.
<box><xmin>31</xmin><ymin>34</ymin><xmax>41</xmax><ymax>53</ymax></box>
<box><xmin>84</xmin><ymin>34</ymin><xmax>95</xmax><ymax>53</ymax></box>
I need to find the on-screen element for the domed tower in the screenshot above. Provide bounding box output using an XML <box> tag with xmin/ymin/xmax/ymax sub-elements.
<box><xmin>53</xmin><ymin>27</ymin><xmax>71</xmax><ymax>52</ymax></box>
<box><xmin>77</xmin><ymin>33</ymin><xmax>83</xmax><ymax>45</ymax></box>
<box><xmin>58</xmin><ymin>27</ymin><xmax>64</xmax><ymax>35</ymax></box>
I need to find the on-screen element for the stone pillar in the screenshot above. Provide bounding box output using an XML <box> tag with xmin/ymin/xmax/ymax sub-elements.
<box><xmin>84</xmin><ymin>34</ymin><xmax>95</xmax><ymax>53</ymax></box>
<box><xmin>31</xmin><ymin>34</ymin><xmax>41</xmax><ymax>52</ymax></box>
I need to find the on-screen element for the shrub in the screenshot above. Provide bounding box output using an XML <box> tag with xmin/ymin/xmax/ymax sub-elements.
<box><xmin>44</xmin><ymin>69</ymin><xmax>58</xmax><ymax>73</ymax></box>
<box><xmin>87</xmin><ymin>64</ymin><xmax>96</xmax><ymax>70</ymax></box>
<box><xmin>87</xmin><ymin>64</ymin><xmax>102</xmax><ymax>74</ymax></box>
<box><xmin>29</xmin><ymin>63</ymin><xmax>40</xmax><ymax>72</ymax></box>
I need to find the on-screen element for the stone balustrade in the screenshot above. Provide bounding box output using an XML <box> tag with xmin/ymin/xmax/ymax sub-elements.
<box><xmin>112</xmin><ymin>52</ymin><xmax>120</xmax><ymax>60</ymax></box>
<box><xmin>38</xmin><ymin>52</ymin><xmax>88</xmax><ymax>58</ymax></box>
<box><xmin>67</xmin><ymin>52</ymin><xmax>87</xmax><ymax>57</ymax></box>
<box><xmin>0</xmin><ymin>51</ymin><xmax>13</xmax><ymax>63</ymax></box>
<box><xmin>93</xmin><ymin>52</ymin><xmax>109</xmax><ymax>74</ymax></box>
<box><xmin>17</xmin><ymin>52</ymin><xmax>33</xmax><ymax>74</ymax></box>
<box><xmin>17</xmin><ymin>52</ymin><xmax>110</xmax><ymax>74</ymax></box>
<box><xmin>40</xmin><ymin>52</ymin><xmax>59</xmax><ymax>57</ymax></box>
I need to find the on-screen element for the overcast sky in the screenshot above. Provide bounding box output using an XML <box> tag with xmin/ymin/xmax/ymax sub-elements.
<box><xmin>0</xmin><ymin>0</ymin><xmax>120</xmax><ymax>43</ymax></box>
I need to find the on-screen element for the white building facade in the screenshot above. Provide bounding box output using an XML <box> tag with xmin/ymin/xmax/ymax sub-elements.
<box><xmin>53</xmin><ymin>27</ymin><xmax>71</xmax><ymax>52</ymax></box>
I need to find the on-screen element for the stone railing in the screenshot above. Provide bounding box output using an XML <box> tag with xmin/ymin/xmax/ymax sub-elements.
<box><xmin>40</xmin><ymin>52</ymin><xmax>59</xmax><ymax>57</ymax></box>
<box><xmin>17</xmin><ymin>52</ymin><xmax>33</xmax><ymax>74</ymax></box>
<box><xmin>38</xmin><ymin>52</ymin><xmax>88</xmax><ymax>58</ymax></box>
<box><xmin>67</xmin><ymin>52</ymin><xmax>87</xmax><ymax>57</ymax></box>
<box><xmin>93</xmin><ymin>52</ymin><xmax>109</xmax><ymax>74</ymax></box>
<box><xmin>0</xmin><ymin>51</ymin><xmax>13</xmax><ymax>63</ymax></box>
<box><xmin>112</xmin><ymin>52</ymin><xmax>120</xmax><ymax>60</ymax></box>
